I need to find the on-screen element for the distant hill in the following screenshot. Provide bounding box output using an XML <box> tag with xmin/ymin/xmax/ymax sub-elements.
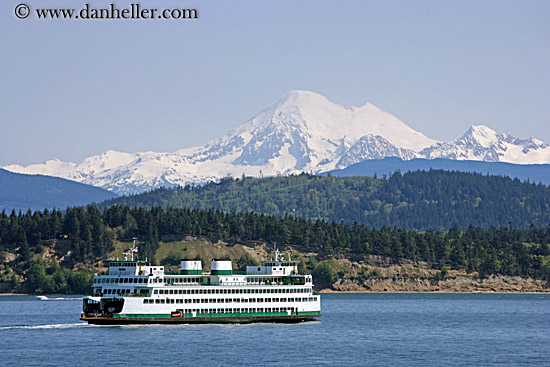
<box><xmin>325</xmin><ymin>157</ymin><xmax>550</xmax><ymax>185</ymax></box>
<box><xmin>0</xmin><ymin>169</ymin><xmax>117</xmax><ymax>212</ymax></box>
<box><xmin>98</xmin><ymin>171</ymin><xmax>550</xmax><ymax>231</ymax></box>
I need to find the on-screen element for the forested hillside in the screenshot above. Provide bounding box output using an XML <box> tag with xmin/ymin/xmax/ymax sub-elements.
<box><xmin>325</xmin><ymin>157</ymin><xmax>550</xmax><ymax>186</ymax></box>
<box><xmin>0</xmin><ymin>168</ymin><xmax>117</xmax><ymax>211</ymax></box>
<box><xmin>99</xmin><ymin>171</ymin><xmax>550</xmax><ymax>231</ymax></box>
<box><xmin>1</xmin><ymin>205</ymin><xmax>550</xmax><ymax>293</ymax></box>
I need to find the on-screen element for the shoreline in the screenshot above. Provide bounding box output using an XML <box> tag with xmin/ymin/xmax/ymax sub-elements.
<box><xmin>319</xmin><ymin>289</ymin><xmax>550</xmax><ymax>294</ymax></box>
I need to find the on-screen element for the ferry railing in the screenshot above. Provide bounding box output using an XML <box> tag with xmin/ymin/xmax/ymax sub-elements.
<box><xmin>162</xmin><ymin>280</ymin><xmax>307</xmax><ymax>287</ymax></box>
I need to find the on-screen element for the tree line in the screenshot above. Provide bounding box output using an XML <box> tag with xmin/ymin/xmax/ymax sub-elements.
<box><xmin>2</xmin><ymin>204</ymin><xmax>550</xmax><ymax>290</ymax></box>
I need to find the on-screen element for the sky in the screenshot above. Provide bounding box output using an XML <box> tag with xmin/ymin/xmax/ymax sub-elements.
<box><xmin>1</xmin><ymin>0</ymin><xmax>549</xmax><ymax>166</ymax></box>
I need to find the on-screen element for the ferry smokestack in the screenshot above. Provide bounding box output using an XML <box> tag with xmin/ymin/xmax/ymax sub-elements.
<box><xmin>211</xmin><ymin>259</ymin><xmax>233</xmax><ymax>275</ymax></box>
<box><xmin>180</xmin><ymin>259</ymin><xmax>202</xmax><ymax>275</ymax></box>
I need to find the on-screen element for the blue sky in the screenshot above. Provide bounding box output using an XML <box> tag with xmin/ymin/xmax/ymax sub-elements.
<box><xmin>1</xmin><ymin>0</ymin><xmax>548</xmax><ymax>165</ymax></box>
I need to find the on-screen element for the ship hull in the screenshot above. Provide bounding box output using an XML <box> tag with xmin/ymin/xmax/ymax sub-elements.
<box><xmin>81</xmin><ymin>314</ymin><xmax>320</xmax><ymax>325</ymax></box>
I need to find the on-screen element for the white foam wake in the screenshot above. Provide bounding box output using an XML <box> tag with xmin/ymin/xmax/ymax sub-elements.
<box><xmin>36</xmin><ymin>296</ymin><xmax>81</xmax><ymax>301</ymax></box>
<box><xmin>0</xmin><ymin>323</ymin><xmax>88</xmax><ymax>330</ymax></box>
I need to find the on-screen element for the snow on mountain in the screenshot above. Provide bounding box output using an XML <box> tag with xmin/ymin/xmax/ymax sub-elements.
<box><xmin>196</xmin><ymin>90</ymin><xmax>435</xmax><ymax>169</ymax></box>
<box><xmin>421</xmin><ymin>125</ymin><xmax>550</xmax><ymax>164</ymax></box>
<box><xmin>336</xmin><ymin>135</ymin><xmax>418</xmax><ymax>168</ymax></box>
<box><xmin>3</xmin><ymin>91</ymin><xmax>549</xmax><ymax>195</ymax></box>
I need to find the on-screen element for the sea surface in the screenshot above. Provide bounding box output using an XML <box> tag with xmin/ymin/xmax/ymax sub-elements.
<box><xmin>1</xmin><ymin>293</ymin><xmax>549</xmax><ymax>366</ymax></box>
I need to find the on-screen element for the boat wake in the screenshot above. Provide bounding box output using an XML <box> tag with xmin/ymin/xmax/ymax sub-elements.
<box><xmin>36</xmin><ymin>296</ymin><xmax>81</xmax><ymax>301</ymax></box>
<box><xmin>0</xmin><ymin>323</ymin><xmax>88</xmax><ymax>330</ymax></box>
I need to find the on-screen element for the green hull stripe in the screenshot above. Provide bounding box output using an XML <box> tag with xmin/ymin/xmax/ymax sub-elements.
<box><xmin>114</xmin><ymin>311</ymin><xmax>321</xmax><ymax>319</ymax></box>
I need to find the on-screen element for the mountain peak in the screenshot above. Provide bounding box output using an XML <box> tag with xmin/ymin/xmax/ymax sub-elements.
<box><xmin>422</xmin><ymin>124</ymin><xmax>550</xmax><ymax>164</ymax></box>
<box><xmin>269</xmin><ymin>90</ymin><xmax>336</xmax><ymax>113</ymax></box>
<box><xmin>462</xmin><ymin>125</ymin><xmax>500</xmax><ymax>147</ymax></box>
<box><xmin>281</xmin><ymin>89</ymin><xmax>326</xmax><ymax>100</ymax></box>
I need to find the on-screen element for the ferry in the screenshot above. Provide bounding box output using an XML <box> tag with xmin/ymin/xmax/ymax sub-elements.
<box><xmin>81</xmin><ymin>249</ymin><xmax>321</xmax><ymax>324</ymax></box>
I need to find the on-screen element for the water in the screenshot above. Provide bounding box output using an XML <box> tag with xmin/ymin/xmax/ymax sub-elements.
<box><xmin>1</xmin><ymin>294</ymin><xmax>549</xmax><ymax>366</ymax></box>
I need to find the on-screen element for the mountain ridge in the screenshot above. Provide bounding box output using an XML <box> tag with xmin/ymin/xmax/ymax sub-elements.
<box><xmin>0</xmin><ymin>168</ymin><xmax>118</xmax><ymax>211</ymax></box>
<box><xmin>4</xmin><ymin>91</ymin><xmax>549</xmax><ymax>194</ymax></box>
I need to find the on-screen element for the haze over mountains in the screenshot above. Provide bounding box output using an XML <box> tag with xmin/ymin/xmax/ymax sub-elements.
<box><xmin>4</xmin><ymin>90</ymin><xmax>550</xmax><ymax>195</ymax></box>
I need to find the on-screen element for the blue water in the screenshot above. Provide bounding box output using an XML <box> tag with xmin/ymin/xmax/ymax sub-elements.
<box><xmin>1</xmin><ymin>294</ymin><xmax>549</xmax><ymax>366</ymax></box>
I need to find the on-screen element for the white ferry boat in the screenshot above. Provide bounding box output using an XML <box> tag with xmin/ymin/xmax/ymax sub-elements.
<box><xmin>81</xmin><ymin>249</ymin><xmax>321</xmax><ymax>324</ymax></box>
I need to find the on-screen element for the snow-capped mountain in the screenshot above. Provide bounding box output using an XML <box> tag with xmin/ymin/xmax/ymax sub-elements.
<box><xmin>421</xmin><ymin>125</ymin><xmax>550</xmax><ymax>164</ymax></box>
<box><xmin>4</xmin><ymin>91</ymin><xmax>549</xmax><ymax>194</ymax></box>
<box><xmin>336</xmin><ymin>135</ymin><xmax>418</xmax><ymax>168</ymax></box>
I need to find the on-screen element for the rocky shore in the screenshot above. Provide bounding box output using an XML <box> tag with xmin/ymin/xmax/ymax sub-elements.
<box><xmin>321</xmin><ymin>257</ymin><xmax>550</xmax><ymax>293</ymax></box>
